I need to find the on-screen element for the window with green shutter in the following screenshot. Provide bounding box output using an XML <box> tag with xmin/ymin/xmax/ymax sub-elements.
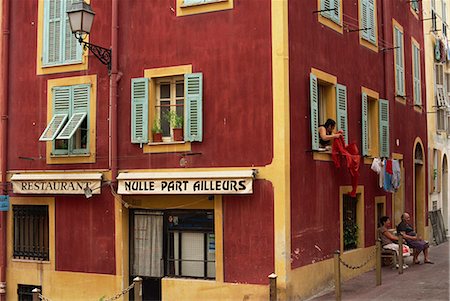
<box><xmin>39</xmin><ymin>84</ymin><xmax>90</xmax><ymax>155</ymax></box>
<box><xmin>320</xmin><ymin>0</ymin><xmax>341</xmax><ymax>24</ymax></box>
<box><xmin>360</xmin><ymin>0</ymin><xmax>376</xmax><ymax>44</ymax></box>
<box><xmin>361</xmin><ymin>89</ymin><xmax>380</xmax><ymax>157</ymax></box>
<box><xmin>131</xmin><ymin>73</ymin><xmax>203</xmax><ymax>145</ymax></box>
<box><xmin>361</xmin><ymin>93</ymin><xmax>369</xmax><ymax>156</ymax></box>
<box><xmin>410</xmin><ymin>0</ymin><xmax>419</xmax><ymax>13</ymax></box>
<box><xmin>336</xmin><ymin>84</ymin><xmax>348</xmax><ymax>145</ymax></box>
<box><xmin>394</xmin><ymin>24</ymin><xmax>405</xmax><ymax>97</ymax></box>
<box><xmin>43</xmin><ymin>0</ymin><xmax>82</xmax><ymax>66</ymax></box>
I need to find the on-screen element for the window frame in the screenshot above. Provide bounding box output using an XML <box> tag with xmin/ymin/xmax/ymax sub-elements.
<box><xmin>317</xmin><ymin>0</ymin><xmax>343</xmax><ymax>34</ymax></box>
<box><xmin>44</xmin><ymin>75</ymin><xmax>97</xmax><ymax>164</ymax></box>
<box><xmin>13</xmin><ymin>205</ymin><xmax>49</xmax><ymax>261</ymax></box>
<box><xmin>176</xmin><ymin>0</ymin><xmax>233</xmax><ymax>16</ymax></box>
<box><xmin>361</xmin><ymin>87</ymin><xmax>380</xmax><ymax>160</ymax></box>
<box><xmin>393</xmin><ymin>20</ymin><xmax>405</xmax><ymax>102</ymax></box>
<box><xmin>359</xmin><ymin>0</ymin><xmax>378</xmax><ymax>51</ymax></box>
<box><xmin>410</xmin><ymin>0</ymin><xmax>420</xmax><ymax>19</ymax></box>
<box><xmin>37</xmin><ymin>0</ymin><xmax>88</xmax><ymax>75</ymax></box>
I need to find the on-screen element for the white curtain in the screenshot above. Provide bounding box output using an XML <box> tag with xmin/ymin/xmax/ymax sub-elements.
<box><xmin>133</xmin><ymin>212</ymin><xmax>163</xmax><ymax>277</ymax></box>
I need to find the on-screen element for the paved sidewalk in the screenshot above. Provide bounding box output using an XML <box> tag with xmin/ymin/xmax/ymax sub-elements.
<box><xmin>309</xmin><ymin>241</ymin><xmax>449</xmax><ymax>301</ymax></box>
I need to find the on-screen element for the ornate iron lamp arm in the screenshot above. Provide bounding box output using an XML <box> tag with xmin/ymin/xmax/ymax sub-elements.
<box><xmin>76</xmin><ymin>36</ymin><xmax>112</xmax><ymax>74</ymax></box>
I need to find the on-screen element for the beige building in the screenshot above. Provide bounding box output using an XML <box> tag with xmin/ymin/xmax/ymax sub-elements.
<box><xmin>423</xmin><ymin>0</ymin><xmax>450</xmax><ymax>239</ymax></box>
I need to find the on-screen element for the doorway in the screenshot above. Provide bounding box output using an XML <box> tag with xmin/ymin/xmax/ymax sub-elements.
<box><xmin>129</xmin><ymin>209</ymin><xmax>215</xmax><ymax>301</ymax></box>
<box><xmin>442</xmin><ymin>155</ymin><xmax>448</xmax><ymax>236</ymax></box>
<box><xmin>414</xmin><ymin>142</ymin><xmax>426</xmax><ymax>238</ymax></box>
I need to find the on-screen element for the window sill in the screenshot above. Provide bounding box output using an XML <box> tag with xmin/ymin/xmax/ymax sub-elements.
<box><xmin>180</xmin><ymin>0</ymin><xmax>227</xmax><ymax>8</ymax></box>
<box><xmin>50</xmin><ymin>153</ymin><xmax>91</xmax><ymax>158</ymax></box>
<box><xmin>313</xmin><ymin>149</ymin><xmax>332</xmax><ymax>162</ymax></box>
<box><xmin>144</xmin><ymin>141</ymin><xmax>192</xmax><ymax>154</ymax></box>
<box><xmin>12</xmin><ymin>258</ymin><xmax>50</xmax><ymax>264</ymax></box>
<box><xmin>177</xmin><ymin>0</ymin><xmax>233</xmax><ymax>16</ymax></box>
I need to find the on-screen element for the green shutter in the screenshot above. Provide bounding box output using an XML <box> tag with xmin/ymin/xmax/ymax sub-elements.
<box><xmin>336</xmin><ymin>84</ymin><xmax>348</xmax><ymax>145</ymax></box>
<box><xmin>361</xmin><ymin>0</ymin><xmax>369</xmax><ymax>41</ymax></box>
<box><xmin>321</xmin><ymin>0</ymin><xmax>332</xmax><ymax>19</ymax></box>
<box><xmin>310</xmin><ymin>73</ymin><xmax>319</xmax><ymax>150</ymax></box>
<box><xmin>379</xmin><ymin>99</ymin><xmax>389</xmax><ymax>157</ymax></box>
<box><xmin>368</xmin><ymin>0</ymin><xmax>376</xmax><ymax>43</ymax></box>
<box><xmin>361</xmin><ymin>93</ymin><xmax>369</xmax><ymax>156</ymax></box>
<box><xmin>184</xmin><ymin>73</ymin><xmax>203</xmax><ymax>142</ymax></box>
<box><xmin>39</xmin><ymin>86</ymin><xmax>71</xmax><ymax>141</ymax></box>
<box><xmin>56</xmin><ymin>84</ymin><xmax>89</xmax><ymax>140</ymax></box>
<box><xmin>331</xmin><ymin>0</ymin><xmax>341</xmax><ymax>24</ymax></box>
<box><xmin>413</xmin><ymin>45</ymin><xmax>421</xmax><ymax>106</ymax></box>
<box><xmin>395</xmin><ymin>27</ymin><xmax>405</xmax><ymax>96</ymax></box>
<box><xmin>131</xmin><ymin>78</ymin><xmax>149</xmax><ymax>144</ymax></box>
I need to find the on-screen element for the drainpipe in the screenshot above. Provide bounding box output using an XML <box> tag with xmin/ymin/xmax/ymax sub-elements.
<box><xmin>0</xmin><ymin>0</ymin><xmax>10</xmax><ymax>299</ymax></box>
<box><xmin>110</xmin><ymin>0</ymin><xmax>119</xmax><ymax>183</ymax></box>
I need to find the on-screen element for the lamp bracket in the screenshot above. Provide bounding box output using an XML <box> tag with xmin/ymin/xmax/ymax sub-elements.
<box><xmin>76</xmin><ymin>34</ymin><xmax>111</xmax><ymax>74</ymax></box>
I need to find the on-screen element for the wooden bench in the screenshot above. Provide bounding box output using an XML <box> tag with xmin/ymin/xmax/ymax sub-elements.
<box><xmin>381</xmin><ymin>248</ymin><xmax>398</xmax><ymax>267</ymax></box>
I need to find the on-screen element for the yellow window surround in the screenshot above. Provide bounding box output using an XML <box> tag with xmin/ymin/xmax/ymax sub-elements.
<box><xmin>46</xmin><ymin>75</ymin><xmax>97</xmax><ymax>164</ymax></box>
<box><xmin>411</xmin><ymin>37</ymin><xmax>422</xmax><ymax>113</ymax></box>
<box><xmin>143</xmin><ymin>65</ymin><xmax>193</xmax><ymax>154</ymax></box>
<box><xmin>311</xmin><ymin>68</ymin><xmax>337</xmax><ymax>161</ymax></box>
<box><xmin>36</xmin><ymin>0</ymin><xmax>89</xmax><ymax>75</ymax></box>
<box><xmin>358</xmin><ymin>0</ymin><xmax>378</xmax><ymax>52</ymax></box>
<box><xmin>317</xmin><ymin>0</ymin><xmax>344</xmax><ymax>34</ymax></box>
<box><xmin>176</xmin><ymin>0</ymin><xmax>233</xmax><ymax>17</ymax></box>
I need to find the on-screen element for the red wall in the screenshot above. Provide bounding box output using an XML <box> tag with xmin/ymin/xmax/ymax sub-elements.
<box><xmin>223</xmin><ymin>180</ymin><xmax>274</xmax><ymax>284</ymax></box>
<box><xmin>288</xmin><ymin>0</ymin><xmax>428</xmax><ymax>268</ymax></box>
<box><xmin>55</xmin><ymin>193</ymin><xmax>116</xmax><ymax>274</ymax></box>
<box><xmin>116</xmin><ymin>0</ymin><xmax>273</xmax><ymax>169</ymax></box>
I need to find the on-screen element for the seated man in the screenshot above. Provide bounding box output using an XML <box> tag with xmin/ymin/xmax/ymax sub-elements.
<box><xmin>318</xmin><ymin>118</ymin><xmax>343</xmax><ymax>150</ymax></box>
<box><xmin>397</xmin><ymin>212</ymin><xmax>433</xmax><ymax>264</ymax></box>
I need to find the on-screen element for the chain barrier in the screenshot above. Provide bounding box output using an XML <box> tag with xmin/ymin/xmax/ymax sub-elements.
<box><xmin>38</xmin><ymin>293</ymin><xmax>53</xmax><ymax>301</ymax></box>
<box><xmin>103</xmin><ymin>282</ymin><xmax>136</xmax><ymax>301</ymax></box>
<box><xmin>338</xmin><ymin>246</ymin><xmax>377</xmax><ymax>270</ymax></box>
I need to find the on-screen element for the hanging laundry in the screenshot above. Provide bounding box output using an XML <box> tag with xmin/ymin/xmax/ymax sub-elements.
<box><xmin>370</xmin><ymin>157</ymin><xmax>384</xmax><ymax>188</ymax></box>
<box><xmin>386</xmin><ymin>159</ymin><xmax>393</xmax><ymax>175</ymax></box>
<box><xmin>331</xmin><ymin>137</ymin><xmax>360</xmax><ymax>197</ymax></box>
<box><xmin>383</xmin><ymin>159</ymin><xmax>395</xmax><ymax>193</ymax></box>
<box><xmin>391</xmin><ymin>159</ymin><xmax>401</xmax><ymax>190</ymax></box>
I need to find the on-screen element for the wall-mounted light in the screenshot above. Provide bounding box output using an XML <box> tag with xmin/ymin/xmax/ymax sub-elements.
<box><xmin>67</xmin><ymin>1</ymin><xmax>112</xmax><ymax>74</ymax></box>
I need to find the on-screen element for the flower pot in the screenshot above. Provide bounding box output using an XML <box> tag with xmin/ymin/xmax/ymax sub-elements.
<box><xmin>173</xmin><ymin>128</ymin><xmax>183</xmax><ymax>141</ymax></box>
<box><xmin>152</xmin><ymin>132</ymin><xmax>163</xmax><ymax>142</ymax></box>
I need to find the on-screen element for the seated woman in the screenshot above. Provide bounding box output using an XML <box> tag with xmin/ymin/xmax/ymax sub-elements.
<box><xmin>318</xmin><ymin>118</ymin><xmax>343</xmax><ymax>150</ymax></box>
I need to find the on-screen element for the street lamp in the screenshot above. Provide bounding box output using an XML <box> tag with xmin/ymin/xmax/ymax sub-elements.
<box><xmin>67</xmin><ymin>1</ymin><xmax>112</xmax><ymax>74</ymax></box>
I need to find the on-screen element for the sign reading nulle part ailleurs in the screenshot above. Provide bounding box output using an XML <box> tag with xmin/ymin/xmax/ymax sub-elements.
<box><xmin>11</xmin><ymin>173</ymin><xmax>103</xmax><ymax>195</ymax></box>
<box><xmin>117</xmin><ymin>170</ymin><xmax>255</xmax><ymax>194</ymax></box>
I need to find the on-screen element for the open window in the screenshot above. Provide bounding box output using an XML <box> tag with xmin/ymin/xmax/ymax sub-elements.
<box><xmin>361</xmin><ymin>89</ymin><xmax>389</xmax><ymax>158</ymax></box>
<box><xmin>131</xmin><ymin>72</ymin><xmax>203</xmax><ymax>146</ymax></box>
<box><xmin>39</xmin><ymin>84</ymin><xmax>91</xmax><ymax>156</ymax></box>
<box><xmin>310</xmin><ymin>70</ymin><xmax>348</xmax><ymax>152</ymax></box>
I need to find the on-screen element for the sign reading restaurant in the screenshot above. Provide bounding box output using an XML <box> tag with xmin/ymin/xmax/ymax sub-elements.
<box><xmin>11</xmin><ymin>173</ymin><xmax>102</xmax><ymax>195</ymax></box>
<box><xmin>117</xmin><ymin>170</ymin><xmax>255</xmax><ymax>195</ymax></box>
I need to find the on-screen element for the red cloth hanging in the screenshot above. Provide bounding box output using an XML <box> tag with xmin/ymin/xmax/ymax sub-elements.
<box><xmin>332</xmin><ymin>137</ymin><xmax>361</xmax><ymax>197</ymax></box>
<box><xmin>386</xmin><ymin>159</ymin><xmax>393</xmax><ymax>175</ymax></box>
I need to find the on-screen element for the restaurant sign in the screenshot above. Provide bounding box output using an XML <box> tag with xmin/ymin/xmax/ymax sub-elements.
<box><xmin>117</xmin><ymin>170</ymin><xmax>255</xmax><ymax>195</ymax></box>
<box><xmin>11</xmin><ymin>173</ymin><xmax>102</xmax><ymax>195</ymax></box>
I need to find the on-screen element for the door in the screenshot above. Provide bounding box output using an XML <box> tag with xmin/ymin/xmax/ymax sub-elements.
<box><xmin>130</xmin><ymin>211</ymin><xmax>164</xmax><ymax>301</ymax></box>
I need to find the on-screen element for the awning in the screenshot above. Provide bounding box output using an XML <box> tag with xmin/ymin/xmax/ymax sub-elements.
<box><xmin>117</xmin><ymin>170</ymin><xmax>256</xmax><ymax>195</ymax></box>
<box><xmin>11</xmin><ymin>173</ymin><xmax>102</xmax><ymax>195</ymax></box>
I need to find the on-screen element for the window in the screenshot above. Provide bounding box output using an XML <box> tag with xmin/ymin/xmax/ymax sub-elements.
<box><xmin>393</xmin><ymin>22</ymin><xmax>405</xmax><ymax>98</ymax></box>
<box><xmin>166</xmin><ymin>211</ymin><xmax>215</xmax><ymax>279</ymax></box>
<box><xmin>42</xmin><ymin>0</ymin><xmax>82</xmax><ymax>66</ymax></box>
<box><xmin>340</xmin><ymin>186</ymin><xmax>364</xmax><ymax>252</ymax></box>
<box><xmin>176</xmin><ymin>0</ymin><xmax>233</xmax><ymax>16</ymax></box>
<box><xmin>319</xmin><ymin>0</ymin><xmax>341</xmax><ymax>25</ymax></box>
<box><xmin>436</xmin><ymin>65</ymin><xmax>447</xmax><ymax>132</ymax></box>
<box><xmin>39</xmin><ymin>84</ymin><xmax>90</xmax><ymax>156</ymax></box>
<box><xmin>361</xmin><ymin>89</ymin><xmax>389</xmax><ymax>158</ymax></box>
<box><xmin>410</xmin><ymin>0</ymin><xmax>419</xmax><ymax>13</ymax></box>
<box><xmin>443</xmin><ymin>1</ymin><xmax>448</xmax><ymax>37</ymax></box>
<box><xmin>131</xmin><ymin>70</ymin><xmax>203</xmax><ymax>146</ymax></box>
<box><xmin>360</xmin><ymin>0</ymin><xmax>377</xmax><ymax>45</ymax></box>
<box><xmin>18</xmin><ymin>284</ymin><xmax>42</xmax><ymax>301</ymax></box>
<box><xmin>412</xmin><ymin>40</ymin><xmax>422</xmax><ymax>107</ymax></box>
<box><xmin>13</xmin><ymin>205</ymin><xmax>49</xmax><ymax>261</ymax></box>
<box><xmin>432</xmin><ymin>0</ymin><xmax>437</xmax><ymax>31</ymax></box>
<box><xmin>310</xmin><ymin>70</ymin><xmax>348</xmax><ymax>151</ymax></box>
